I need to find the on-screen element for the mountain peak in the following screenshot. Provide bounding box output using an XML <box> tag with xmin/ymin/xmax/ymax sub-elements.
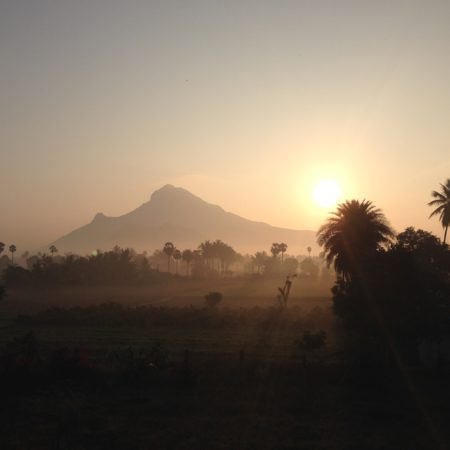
<box><xmin>150</xmin><ymin>184</ymin><xmax>201</xmax><ymax>203</ymax></box>
<box><xmin>50</xmin><ymin>184</ymin><xmax>316</xmax><ymax>254</ymax></box>
<box><xmin>92</xmin><ymin>212</ymin><xmax>107</xmax><ymax>223</ymax></box>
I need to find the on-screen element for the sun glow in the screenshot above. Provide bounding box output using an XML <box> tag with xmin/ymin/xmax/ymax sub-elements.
<box><xmin>313</xmin><ymin>179</ymin><xmax>342</xmax><ymax>208</ymax></box>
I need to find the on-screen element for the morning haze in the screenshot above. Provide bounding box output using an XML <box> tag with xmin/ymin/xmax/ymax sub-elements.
<box><xmin>1</xmin><ymin>1</ymin><xmax>450</xmax><ymax>250</ymax></box>
<box><xmin>1</xmin><ymin>3</ymin><xmax>450</xmax><ymax>449</ymax></box>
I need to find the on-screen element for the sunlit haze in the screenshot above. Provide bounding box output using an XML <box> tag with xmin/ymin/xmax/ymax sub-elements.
<box><xmin>313</xmin><ymin>180</ymin><xmax>342</xmax><ymax>208</ymax></box>
<box><xmin>1</xmin><ymin>1</ymin><xmax>450</xmax><ymax>250</ymax></box>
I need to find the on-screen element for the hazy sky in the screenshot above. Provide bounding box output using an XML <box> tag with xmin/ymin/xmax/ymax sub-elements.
<box><xmin>1</xmin><ymin>0</ymin><xmax>449</xmax><ymax>251</ymax></box>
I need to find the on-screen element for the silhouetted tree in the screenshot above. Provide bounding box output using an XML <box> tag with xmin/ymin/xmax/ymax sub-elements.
<box><xmin>9</xmin><ymin>245</ymin><xmax>17</xmax><ymax>265</ymax></box>
<box><xmin>173</xmin><ymin>249</ymin><xmax>181</xmax><ymax>274</ymax></box>
<box><xmin>0</xmin><ymin>242</ymin><xmax>5</xmax><ymax>256</ymax></box>
<box><xmin>428</xmin><ymin>178</ymin><xmax>450</xmax><ymax>244</ymax></box>
<box><xmin>299</xmin><ymin>257</ymin><xmax>318</xmax><ymax>279</ymax></box>
<box><xmin>278</xmin><ymin>243</ymin><xmax>287</xmax><ymax>263</ymax></box>
<box><xmin>163</xmin><ymin>242</ymin><xmax>175</xmax><ymax>272</ymax></box>
<box><xmin>317</xmin><ymin>200</ymin><xmax>394</xmax><ymax>281</ymax></box>
<box><xmin>393</xmin><ymin>227</ymin><xmax>449</xmax><ymax>273</ymax></box>
<box><xmin>213</xmin><ymin>240</ymin><xmax>237</xmax><ymax>274</ymax></box>
<box><xmin>198</xmin><ymin>240</ymin><xmax>214</xmax><ymax>269</ymax></box>
<box><xmin>270</xmin><ymin>243</ymin><xmax>281</xmax><ymax>259</ymax></box>
<box><xmin>252</xmin><ymin>251</ymin><xmax>269</xmax><ymax>274</ymax></box>
<box><xmin>307</xmin><ymin>246</ymin><xmax>312</xmax><ymax>257</ymax></box>
<box><xmin>181</xmin><ymin>249</ymin><xmax>194</xmax><ymax>276</ymax></box>
<box><xmin>49</xmin><ymin>245</ymin><xmax>58</xmax><ymax>257</ymax></box>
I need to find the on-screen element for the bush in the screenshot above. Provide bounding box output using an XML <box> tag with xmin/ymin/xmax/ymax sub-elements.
<box><xmin>205</xmin><ymin>291</ymin><xmax>223</xmax><ymax>308</ymax></box>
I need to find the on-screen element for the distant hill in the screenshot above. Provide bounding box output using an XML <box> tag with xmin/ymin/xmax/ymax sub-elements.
<box><xmin>49</xmin><ymin>185</ymin><xmax>317</xmax><ymax>255</ymax></box>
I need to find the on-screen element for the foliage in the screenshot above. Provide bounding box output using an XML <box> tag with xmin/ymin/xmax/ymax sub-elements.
<box><xmin>428</xmin><ymin>178</ymin><xmax>450</xmax><ymax>243</ymax></box>
<box><xmin>205</xmin><ymin>291</ymin><xmax>223</xmax><ymax>308</ymax></box>
<box><xmin>3</xmin><ymin>248</ymin><xmax>150</xmax><ymax>287</ymax></box>
<box><xmin>317</xmin><ymin>200</ymin><xmax>395</xmax><ymax>281</ymax></box>
<box><xmin>330</xmin><ymin>228</ymin><xmax>450</xmax><ymax>359</ymax></box>
<box><xmin>299</xmin><ymin>257</ymin><xmax>318</xmax><ymax>279</ymax></box>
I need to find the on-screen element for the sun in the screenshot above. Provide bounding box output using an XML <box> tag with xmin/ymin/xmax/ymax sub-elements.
<box><xmin>313</xmin><ymin>179</ymin><xmax>342</xmax><ymax>208</ymax></box>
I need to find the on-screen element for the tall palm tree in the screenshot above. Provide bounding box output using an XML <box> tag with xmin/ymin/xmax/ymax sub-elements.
<box><xmin>278</xmin><ymin>243</ymin><xmax>287</xmax><ymax>263</ymax></box>
<box><xmin>163</xmin><ymin>242</ymin><xmax>175</xmax><ymax>272</ymax></box>
<box><xmin>9</xmin><ymin>244</ymin><xmax>17</xmax><ymax>265</ymax></box>
<box><xmin>317</xmin><ymin>200</ymin><xmax>394</xmax><ymax>281</ymax></box>
<box><xmin>182</xmin><ymin>249</ymin><xmax>194</xmax><ymax>276</ymax></box>
<box><xmin>307</xmin><ymin>246</ymin><xmax>312</xmax><ymax>257</ymax></box>
<box><xmin>0</xmin><ymin>242</ymin><xmax>5</xmax><ymax>256</ymax></box>
<box><xmin>49</xmin><ymin>245</ymin><xmax>58</xmax><ymax>257</ymax></box>
<box><xmin>428</xmin><ymin>179</ymin><xmax>450</xmax><ymax>244</ymax></box>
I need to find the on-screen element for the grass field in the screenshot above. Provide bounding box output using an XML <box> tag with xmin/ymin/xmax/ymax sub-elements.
<box><xmin>0</xmin><ymin>278</ymin><xmax>449</xmax><ymax>449</ymax></box>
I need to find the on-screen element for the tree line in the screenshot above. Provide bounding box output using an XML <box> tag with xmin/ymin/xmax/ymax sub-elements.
<box><xmin>316</xmin><ymin>178</ymin><xmax>450</xmax><ymax>364</ymax></box>
<box><xmin>0</xmin><ymin>238</ymin><xmax>323</xmax><ymax>288</ymax></box>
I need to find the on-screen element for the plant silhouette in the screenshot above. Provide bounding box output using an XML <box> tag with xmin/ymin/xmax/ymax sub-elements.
<box><xmin>9</xmin><ymin>244</ymin><xmax>17</xmax><ymax>265</ymax></box>
<box><xmin>162</xmin><ymin>242</ymin><xmax>175</xmax><ymax>272</ymax></box>
<box><xmin>317</xmin><ymin>200</ymin><xmax>394</xmax><ymax>281</ymax></box>
<box><xmin>428</xmin><ymin>178</ymin><xmax>450</xmax><ymax>244</ymax></box>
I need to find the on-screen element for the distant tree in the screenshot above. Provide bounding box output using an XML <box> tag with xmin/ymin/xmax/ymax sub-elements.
<box><xmin>162</xmin><ymin>242</ymin><xmax>175</xmax><ymax>273</ymax></box>
<box><xmin>213</xmin><ymin>240</ymin><xmax>237</xmax><ymax>274</ymax></box>
<box><xmin>49</xmin><ymin>245</ymin><xmax>58</xmax><ymax>257</ymax></box>
<box><xmin>283</xmin><ymin>256</ymin><xmax>299</xmax><ymax>274</ymax></box>
<box><xmin>181</xmin><ymin>249</ymin><xmax>194</xmax><ymax>276</ymax></box>
<box><xmin>278</xmin><ymin>243</ymin><xmax>287</xmax><ymax>263</ymax></box>
<box><xmin>252</xmin><ymin>251</ymin><xmax>269</xmax><ymax>274</ymax></box>
<box><xmin>307</xmin><ymin>246</ymin><xmax>312</xmax><ymax>257</ymax></box>
<box><xmin>198</xmin><ymin>240</ymin><xmax>214</xmax><ymax>269</ymax></box>
<box><xmin>270</xmin><ymin>243</ymin><xmax>281</xmax><ymax>258</ymax></box>
<box><xmin>299</xmin><ymin>257</ymin><xmax>318</xmax><ymax>279</ymax></box>
<box><xmin>428</xmin><ymin>178</ymin><xmax>450</xmax><ymax>244</ymax></box>
<box><xmin>317</xmin><ymin>200</ymin><xmax>394</xmax><ymax>281</ymax></box>
<box><xmin>173</xmin><ymin>249</ymin><xmax>182</xmax><ymax>274</ymax></box>
<box><xmin>0</xmin><ymin>242</ymin><xmax>5</xmax><ymax>256</ymax></box>
<box><xmin>9</xmin><ymin>245</ymin><xmax>17</xmax><ymax>265</ymax></box>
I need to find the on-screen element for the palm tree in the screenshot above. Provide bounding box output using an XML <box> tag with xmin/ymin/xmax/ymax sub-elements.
<box><xmin>49</xmin><ymin>245</ymin><xmax>58</xmax><ymax>257</ymax></box>
<box><xmin>173</xmin><ymin>249</ymin><xmax>181</xmax><ymax>275</ymax></box>
<box><xmin>317</xmin><ymin>200</ymin><xmax>394</xmax><ymax>281</ymax></box>
<box><xmin>307</xmin><ymin>246</ymin><xmax>312</xmax><ymax>257</ymax></box>
<box><xmin>252</xmin><ymin>251</ymin><xmax>268</xmax><ymax>274</ymax></box>
<box><xmin>270</xmin><ymin>243</ymin><xmax>281</xmax><ymax>258</ymax></box>
<box><xmin>9</xmin><ymin>244</ymin><xmax>17</xmax><ymax>265</ymax></box>
<box><xmin>182</xmin><ymin>249</ymin><xmax>194</xmax><ymax>276</ymax></box>
<box><xmin>0</xmin><ymin>242</ymin><xmax>5</xmax><ymax>256</ymax></box>
<box><xmin>278</xmin><ymin>243</ymin><xmax>287</xmax><ymax>263</ymax></box>
<box><xmin>163</xmin><ymin>242</ymin><xmax>175</xmax><ymax>272</ymax></box>
<box><xmin>428</xmin><ymin>179</ymin><xmax>450</xmax><ymax>244</ymax></box>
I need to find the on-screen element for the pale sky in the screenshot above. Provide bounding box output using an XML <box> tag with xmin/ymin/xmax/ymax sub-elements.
<box><xmin>1</xmin><ymin>0</ymin><xmax>449</xmax><ymax>251</ymax></box>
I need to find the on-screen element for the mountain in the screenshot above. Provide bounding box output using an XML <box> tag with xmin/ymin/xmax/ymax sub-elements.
<box><xmin>49</xmin><ymin>185</ymin><xmax>317</xmax><ymax>254</ymax></box>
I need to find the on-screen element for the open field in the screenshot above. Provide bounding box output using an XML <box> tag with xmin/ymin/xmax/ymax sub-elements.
<box><xmin>0</xmin><ymin>278</ymin><xmax>449</xmax><ymax>449</ymax></box>
<box><xmin>0</xmin><ymin>275</ymin><xmax>333</xmax><ymax>315</ymax></box>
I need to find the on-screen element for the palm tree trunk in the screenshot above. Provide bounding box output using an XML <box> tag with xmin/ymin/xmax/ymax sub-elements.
<box><xmin>444</xmin><ymin>225</ymin><xmax>448</xmax><ymax>244</ymax></box>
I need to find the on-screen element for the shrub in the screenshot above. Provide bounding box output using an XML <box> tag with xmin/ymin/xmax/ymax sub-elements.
<box><xmin>204</xmin><ymin>291</ymin><xmax>223</xmax><ymax>308</ymax></box>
